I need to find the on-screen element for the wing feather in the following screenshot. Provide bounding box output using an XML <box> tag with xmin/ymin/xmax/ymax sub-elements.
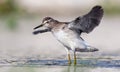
<box><xmin>69</xmin><ymin>5</ymin><xmax>104</xmax><ymax>33</ymax></box>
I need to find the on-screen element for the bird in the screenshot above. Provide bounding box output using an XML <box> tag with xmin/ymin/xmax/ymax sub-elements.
<box><xmin>33</xmin><ymin>5</ymin><xmax>103</xmax><ymax>65</ymax></box>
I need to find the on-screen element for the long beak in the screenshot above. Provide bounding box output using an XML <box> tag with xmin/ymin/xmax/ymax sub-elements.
<box><xmin>33</xmin><ymin>24</ymin><xmax>44</xmax><ymax>30</ymax></box>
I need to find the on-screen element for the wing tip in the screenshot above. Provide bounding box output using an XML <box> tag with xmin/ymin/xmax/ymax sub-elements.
<box><xmin>88</xmin><ymin>5</ymin><xmax>104</xmax><ymax>18</ymax></box>
<box><xmin>93</xmin><ymin>5</ymin><xmax>102</xmax><ymax>9</ymax></box>
<box><xmin>92</xmin><ymin>5</ymin><xmax>104</xmax><ymax>13</ymax></box>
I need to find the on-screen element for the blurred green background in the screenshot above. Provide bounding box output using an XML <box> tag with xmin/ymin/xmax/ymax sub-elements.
<box><xmin>0</xmin><ymin>0</ymin><xmax>120</xmax><ymax>30</ymax></box>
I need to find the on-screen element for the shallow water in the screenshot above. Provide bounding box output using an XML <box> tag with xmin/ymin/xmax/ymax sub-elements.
<box><xmin>1</xmin><ymin>59</ymin><xmax>120</xmax><ymax>67</ymax></box>
<box><xmin>1</xmin><ymin>66</ymin><xmax>120</xmax><ymax>72</ymax></box>
<box><xmin>0</xmin><ymin>58</ymin><xmax>120</xmax><ymax>72</ymax></box>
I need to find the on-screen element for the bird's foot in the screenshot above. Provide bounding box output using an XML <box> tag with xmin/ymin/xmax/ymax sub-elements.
<box><xmin>68</xmin><ymin>60</ymin><xmax>72</xmax><ymax>65</ymax></box>
<box><xmin>74</xmin><ymin>60</ymin><xmax>77</xmax><ymax>65</ymax></box>
<box><xmin>74</xmin><ymin>52</ymin><xmax>77</xmax><ymax>65</ymax></box>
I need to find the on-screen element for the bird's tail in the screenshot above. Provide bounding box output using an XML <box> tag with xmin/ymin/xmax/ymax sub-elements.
<box><xmin>75</xmin><ymin>47</ymin><xmax>99</xmax><ymax>52</ymax></box>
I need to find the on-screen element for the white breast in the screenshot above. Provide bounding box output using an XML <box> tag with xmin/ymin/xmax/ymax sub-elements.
<box><xmin>53</xmin><ymin>30</ymin><xmax>70</xmax><ymax>46</ymax></box>
<box><xmin>52</xmin><ymin>30</ymin><xmax>86</xmax><ymax>50</ymax></box>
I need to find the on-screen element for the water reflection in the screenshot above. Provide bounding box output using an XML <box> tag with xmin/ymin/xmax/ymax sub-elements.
<box><xmin>65</xmin><ymin>66</ymin><xmax>91</xmax><ymax>72</ymax></box>
<box><xmin>0</xmin><ymin>56</ymin><xmax>120</xmax><ymax>72</ymax></box>
<box><xmin>0</xmin><ymin>65</ymin><xmax>120</xmax><ymax>72</ymax></box>
<box><xmin>64</xmin><ymin>65</ymin><xmax>120</xmax><ymax>72</ymax></box>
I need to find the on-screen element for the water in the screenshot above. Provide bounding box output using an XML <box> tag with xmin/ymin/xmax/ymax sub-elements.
<box><xmin>0</xmin><ymin>58</ymin><xmax>120</xmax><ymax>72</ymax></box>
<box><xmin>1</xmin><ymin>66</ymin><xmax>120</xmax><ymax>72</ymax></box>
<box><xmin>1</xmin><ymin>59</ymin><xmax>120</xmax><ymax>67</ymax></box>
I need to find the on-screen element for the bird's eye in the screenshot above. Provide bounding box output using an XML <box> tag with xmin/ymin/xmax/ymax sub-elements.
<box><xmin>46</xmin><ymin>19</ymin><xmax>52</xmax><ymax>23</ymax></box>
<box><xmin>43</xmin><ymin>21</ymin><xmax>48</xmax><ymax>24</ymax></box>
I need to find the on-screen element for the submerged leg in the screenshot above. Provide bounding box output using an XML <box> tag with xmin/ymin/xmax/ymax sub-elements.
<box><xmin>65</xmin><ymin>47</ymin><xmax>72</xmax><ymax>65</ymax></box>
<box><xmin>68</xmin><ymin>53</ymin><xmax>71</xmax><ymax>65</ymax></box>
<box><xmin>74</xmin><ymin>51</ymin><xmax>77</xmax><ymax>65</ymax></box>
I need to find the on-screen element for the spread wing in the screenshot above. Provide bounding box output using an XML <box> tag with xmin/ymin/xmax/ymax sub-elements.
<box><xmin>69</xmin><ymin>5</ymin><xmax>104</xmax><ymax>33</ymax></box>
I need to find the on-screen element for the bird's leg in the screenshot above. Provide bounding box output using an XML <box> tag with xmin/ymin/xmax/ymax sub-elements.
<box><xmin>74</xmin><ymin>51</ymin><xmax>77</xmax><ymax>65</ymax></box>
<box><xmin>68</xmin><ymin>53</ymin><xmax>71</xmax><ymax>65</ymax></box>
<box><xmin>66</xmin><ymin>50</ymin><xmax>71</xmax><ymax>65</ymax></box>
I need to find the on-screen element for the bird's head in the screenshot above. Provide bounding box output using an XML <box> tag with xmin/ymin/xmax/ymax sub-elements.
<box><xmin>34</xmin><ymin>17</ymin><xmax>58</xmax><ymax>30</ymax></box>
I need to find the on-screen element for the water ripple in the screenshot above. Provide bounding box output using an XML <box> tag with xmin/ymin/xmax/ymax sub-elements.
<box><xmin>0</xmin><ymin>58</ymin><xmax>120</xmax><ymax>67</ymax></box>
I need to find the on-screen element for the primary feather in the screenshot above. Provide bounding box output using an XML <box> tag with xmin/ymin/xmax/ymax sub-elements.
<box><xmin>69</xmin><ymin>5</ymin><xmax>104</xmax><ymax>33</ymax></box>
